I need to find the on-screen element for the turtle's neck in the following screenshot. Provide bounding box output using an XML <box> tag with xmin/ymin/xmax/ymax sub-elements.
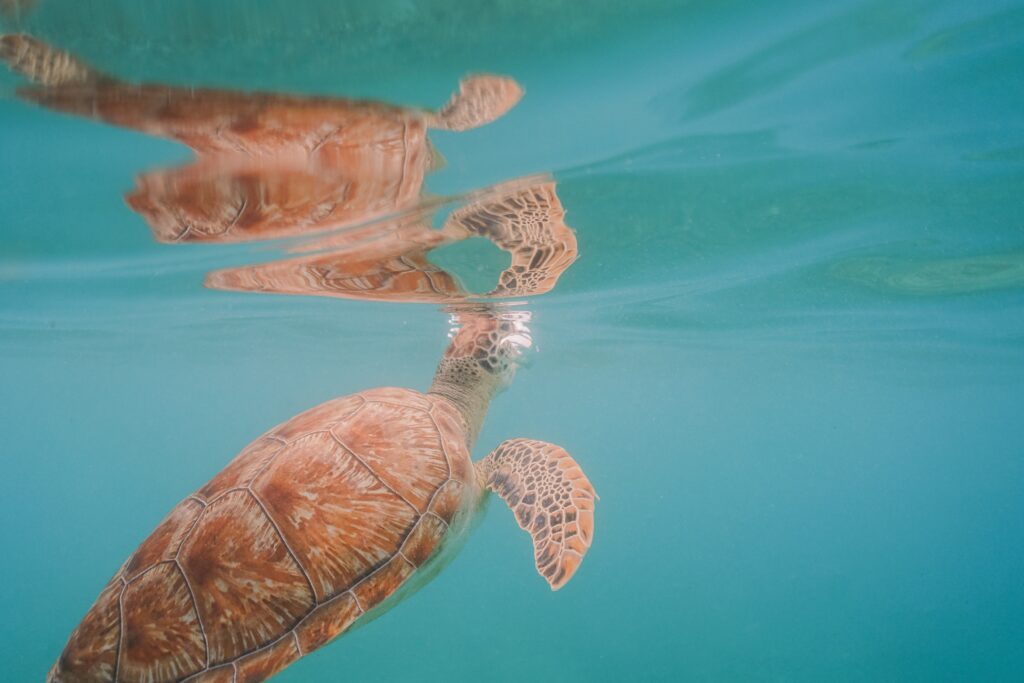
<box><xmin>428</xmin><ymin>358</ymin><xmax>502</xmax><ymax>449</ymax></box>
<box><xmin>426</xmin><ymin>307</ymin><xmax>529</xmax><ymax>450</ymax></box>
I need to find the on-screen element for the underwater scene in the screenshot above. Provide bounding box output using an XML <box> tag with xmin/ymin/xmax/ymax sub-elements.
<box><xmin>1</xmin><ymin>1</ymin><xmax>1022</xmax><ymax>681</ymax></box>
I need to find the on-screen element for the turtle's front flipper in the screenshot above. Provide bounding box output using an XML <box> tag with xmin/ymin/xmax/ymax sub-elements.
<box><xmin>428</xmin><ymin>75</ymin><xmax>523</xmax><ymax>132</ymax></box>
<box><xmin>0</xmin><ymin>33</ymin><xmax>105</xmax><ymax>86</ymax></box>
<box><xmin>477</xmin><ymin>439</ymin><xmax>596</xmax><ymax>590</ymax></box>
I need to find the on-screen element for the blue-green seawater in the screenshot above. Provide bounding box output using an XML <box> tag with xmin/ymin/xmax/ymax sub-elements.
<box><xmin>2</xmin><ymin>1</ymin><xmax>1023</xmax><ymax>681</ymax></box>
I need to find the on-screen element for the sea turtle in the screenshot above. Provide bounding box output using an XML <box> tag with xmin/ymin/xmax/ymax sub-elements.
<box><xmin>46</xmin><ymin>308</ymin><xmax>596</xmax><ymax>683</ymax></box>
<box><xmin>205</xmin><ymin>177</ymin><xmax>579</xmax><ymax>303</ymax></box>
<box><xmin>0</xmin><ymin>33</ymin><xmax>523</xmax><ymax>243</ymax></box>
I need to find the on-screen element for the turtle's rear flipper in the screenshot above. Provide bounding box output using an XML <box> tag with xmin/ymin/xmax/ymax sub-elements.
<box><xmin>0</xmin><ymin>33</ymin><xmax>104</xmax><ymax>86</ymax></box>
<box><xmin>477</xmin><ymin>438</ymin><xmax>596</xmax><ymax>590</ymax></box>
<box><xmin>429</xmin><ymin>75</ymin><xmax>523</xmax><ymax>132</ymax></box>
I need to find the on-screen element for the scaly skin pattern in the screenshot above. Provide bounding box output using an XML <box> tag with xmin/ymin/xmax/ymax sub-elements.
<box><xmin>47</xmin><ymin>388</ymin><xmax>476</xmax><ymax>683</ymax></box>
<box><xmin>477</xmin><ymin>439</ymin><xmax>596</xmax><ymax>590</ymax></box>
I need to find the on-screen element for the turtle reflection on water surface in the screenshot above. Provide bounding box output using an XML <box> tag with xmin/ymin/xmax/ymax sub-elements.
<box><xmin>0</xmin><ymin>33</ymin><xmax>523</xmax><ymax>243</ymax></box>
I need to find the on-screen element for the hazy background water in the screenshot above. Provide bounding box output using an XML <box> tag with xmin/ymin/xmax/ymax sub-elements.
<box><xmin>2</xmin><ymin>0</ymin><xmax>1023</xmax><ymax>680</ymax></box>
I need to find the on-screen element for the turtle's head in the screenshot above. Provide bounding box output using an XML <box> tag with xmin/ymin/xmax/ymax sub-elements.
<box><xmin>429</xmin><ymin>306</ymin><xmax>531</xmax><ymax>444</ymax></box>
<box><xmin>444</xmin><ymin>307</ymin><xmax>532</xmax><ymax>386</ymax></box>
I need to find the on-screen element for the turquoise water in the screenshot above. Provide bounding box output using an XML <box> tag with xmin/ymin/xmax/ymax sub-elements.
<box><xmin>2</xmin><ymin>1</ymin><xmax>1024</xmax><ymax>681</ymax></box>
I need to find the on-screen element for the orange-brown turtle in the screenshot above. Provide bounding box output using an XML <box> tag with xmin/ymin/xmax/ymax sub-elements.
<box><xmin>0</xmin><ymin>33</ymin><xmax>523</xmax><ymax>243</ymax></box>
<box><xmin>45</xmin><ymin>309</ymin><xmax>596</xmax><ymax>683</ymax></box>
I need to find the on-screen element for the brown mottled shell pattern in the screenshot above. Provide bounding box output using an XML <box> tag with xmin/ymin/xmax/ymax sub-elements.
<box><xmin>48</xmin><ymin>388</ymin><xmax>474</xmax><ymax>683</ymax></box>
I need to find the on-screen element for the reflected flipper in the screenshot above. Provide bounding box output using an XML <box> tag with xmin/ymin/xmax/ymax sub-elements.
<box><xmin>204</xmin><ymin>215</ymin><xmax>466</xmax><ymax>303</ymax></box>
<box><xmin>443</xmin><ymin>181</ymin><xmax>578</xmax><ymax>297</ymax></box>
<box><xmin>476</xmin><ymin>439</ymin><xmax>596</xmax><ymax>590</ymax></box>
<box><xmin>429</xmin><ymin>75</ymin><xmax>523</xmax><ymax>132</ymax></box>
<box><xmin>0</xmin><ymin>33</ymin><xmax>106</xmax><ymax>86</ymax></box>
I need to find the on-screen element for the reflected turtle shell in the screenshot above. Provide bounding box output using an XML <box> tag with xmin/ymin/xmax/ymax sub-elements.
<box><xmin>24</xmin><ymin>83</ymin><xmax>436</xmax><ymax>244</ymax></box>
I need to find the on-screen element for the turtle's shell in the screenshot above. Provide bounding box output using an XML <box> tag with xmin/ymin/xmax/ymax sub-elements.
<box><xmin>48</xmin><ymin>387</ymin><xmax>475</xmax><ymax>683</ymax></box>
